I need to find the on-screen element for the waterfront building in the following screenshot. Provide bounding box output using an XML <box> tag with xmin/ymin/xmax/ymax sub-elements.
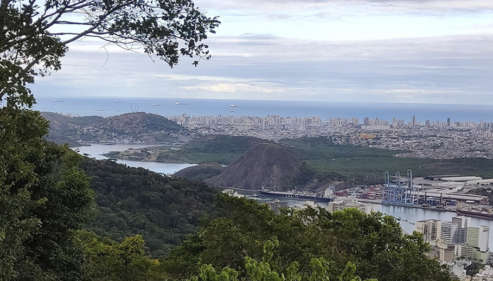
<box><xmin>416</xmin><ymin>217</ymin><xmax>490</xmax><ymax>265</ymax></box>
<box><xmin>416</xmin><ymin>219</ymin><xmax>441</xmax><ymax>245</ymax></box>
<box><xmin>467</xmin><ymin>227</ymin><xmax>480</xmax><ymax>248</ymax></box>
<box><xmin>480</xmin><ymin>226</ymin><xmax>490</xmax><ymax>252</ymax></box>
<box><xmin>452</xmin><ymin>216</ymin><xmax>468</xmax><ymax>244</ymax></box>
<box><xmin>441</xmin><ymin>222</ymin><xmax>460</xmax><ymax>244</ymax></box>
<box><xmin>327</xmin><ymin>197</ymin><xmax>365</xmax><ymax>213</ymax></box>
<box><xmin>438</xmin><ymin>243</ymin><xmax>456</xmax><ymax>264</ymax></box>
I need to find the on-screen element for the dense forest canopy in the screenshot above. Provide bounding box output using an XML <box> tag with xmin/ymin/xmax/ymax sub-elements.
<box><xmin>0</xmin><ymin>0</ymin><xmax>219</xmax><ymax>279</ymax></box>
<box><xmin>80</xmin><ymin>158</ymin><xmax>218</xmax><ymax>257</ymax></box>
<box><xmin>162</xmin><ymin>195</ymin><xmax>454</xmax><ymax>281</ymax></box>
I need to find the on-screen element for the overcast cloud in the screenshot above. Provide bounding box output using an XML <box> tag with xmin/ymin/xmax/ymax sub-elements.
<box><xmin>35</xmin><ymin>0</ymin><xmax>493</xmax><ymax>104</ymax></box>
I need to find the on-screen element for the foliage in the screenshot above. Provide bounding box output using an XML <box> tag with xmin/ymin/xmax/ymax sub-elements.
<box><xmin>76</xmin><ymin>230</ymin><xmax>167</xmax><ymax>281</ymax></box>
<box><xmin>465</xmin><ymin>262</ymin><xmax>484</xmax><ymax>277</ymax></box>
<box><xmin>186</xmin><ymin>243</ymin><xmax>375</xmax><ymax>281</ymax></box>
<box><xmin>80</xmin><ymin>158</ymin><xmax>218</xmax><ymax>257</ymax></box>
<box><xmin>150</xmin><ymin>135</ymin><xmax>267</xmax><ymax>165</ymax></box>
<box><xmin>175</xmin><ymin>163</ymin><xmax>225</xmax><ymax>182</ymax></box>
<box><xmin>0</xmin><ymin>108</ymin><xmax>93</xmax><ymax>281</ymax></box>
<box><xmin>1</xmin><ymin>0</ymin><xmax>219</xmax><ymax>278</ymax></box>
<box><xmin>164</xmin><ymin>195</ymin><xmax>453</xmax><ymax>281</ymax></box>
<box><xmin>281</xmin><ymin>137</ymin><xmax>493</xmax><ymax>184</ymax></box>
<box><xmin>1</xmin><ymin>0</ymin><xmax>219</xmax><ymax>107</ymax></box>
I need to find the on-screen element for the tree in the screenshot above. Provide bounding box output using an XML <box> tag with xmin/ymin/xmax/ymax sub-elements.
<box><xmin>0</xmin><ymin>108</ymin><xmax>94</xmax><ymax>281</ymax></box>
<box><xmin>76</xmin><ymin>230</ymin><xmax>166</xmax><ymax>281</ymax></box>
<box><xmin>164</xmin><ymin>196</ymin><xmax>453</xmax><ymax>281</ymax></box>
<box><xmin>1</xmin><ymin>0</ymin><xmax>218</xmax><ymax>279</ymax></box>
<box><xmin>186</xmin><ymin>240</ymin><xmax>374</xmax><ymax>281</ymax></box>
<box><xmin>1</xmin><ymin>0</ymin><xmax>220</xmax><ymax>107</ymax></box>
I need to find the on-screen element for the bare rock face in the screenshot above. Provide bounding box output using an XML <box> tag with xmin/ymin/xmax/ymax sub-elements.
<box><xmin>206</xmin><ymin>143</ymin><xmax>302</xmax><ymax>190</ymax></box>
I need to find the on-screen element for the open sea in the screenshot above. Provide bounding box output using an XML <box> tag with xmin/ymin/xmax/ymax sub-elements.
<box><xmin>34</xmin><ymin>97</ymin><xmax>493</xmax><ymax>122</ymax></box>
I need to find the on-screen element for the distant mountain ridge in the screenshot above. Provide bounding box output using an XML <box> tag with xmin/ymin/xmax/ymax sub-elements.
<box><xmin>41</xmin><ymin>112</ymin><xmax>191</xmax><ymax>145</ymax></box>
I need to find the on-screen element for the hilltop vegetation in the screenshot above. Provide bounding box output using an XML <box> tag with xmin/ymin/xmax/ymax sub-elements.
<box><xmin>175</xmin><ymin>136</ymin><xmax>493</xmax><ymax>188</ymax></box>
<box><xmin>174</xmin><ymin>163</ymin><xmax>225</xmax><ymax>182</ymax></box>
<box><xmin>108</xmin><ymin>135</ymin><xmax>267</xmax><ymax>164</ymax></box>
<box><xmin>280</xmin><ymin>137</ymin><xmax>493</xmax><ymax>184</ymax></box>
<box><xmin>161</xmin><ymin>195</ymin><xmax>453</xmax><ymax>281</ymax></box>
<box><xmin>41</xmin><ymin>112</ymin><xmax>190</xmax><ymax>146</ymax></box>
<box><xmin>80</xmin><ymin>158</ymin><xmax>218</xmax><ymax>257</ymax></box>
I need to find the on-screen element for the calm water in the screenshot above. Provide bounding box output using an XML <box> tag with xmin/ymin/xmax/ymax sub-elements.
<box><xmin>75</xmin><ymin>144</ymin><xmax>195</xmax><ymax>175</ymax></box>
<box><xmin>35</xmin><ymin>97</ymin><xmax>493</xmax><ymax>122</ymax></box>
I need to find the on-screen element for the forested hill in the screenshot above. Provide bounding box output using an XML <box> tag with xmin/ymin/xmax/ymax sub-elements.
<box><xmin>41</xmin><ymin>112</ymin><xmax>191</xmax><ymax>146</ymax></box>
<box><xmin>80</xmin><ymin>158</ymin><xmax>218</xmax><ymax>257</ymax></box>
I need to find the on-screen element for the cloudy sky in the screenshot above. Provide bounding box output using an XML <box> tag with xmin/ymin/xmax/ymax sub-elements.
<box><xmin>35</xmin><ymin>0</ymin><xmax>493</xmax><ymax>104</ymax></box>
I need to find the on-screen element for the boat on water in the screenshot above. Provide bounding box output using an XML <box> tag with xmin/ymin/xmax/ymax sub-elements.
<box><xmin>259</xmin><ymin>190</ymin><xmax>332</xmax><ymax>202</ymax></box>
<box><xmin>456</xmin><ymin>208</ymin><xmax>493</xmax><ymax>220</ymax></box>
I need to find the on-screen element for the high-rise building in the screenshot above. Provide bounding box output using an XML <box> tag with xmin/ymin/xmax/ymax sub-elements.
<box><xmin>467</xmin><ymin>227</ymin><xmax>480</xmax><ymax>248</ymax></box>
<box><xmin>452</xmin><ymin>216</ymin><xmax>468</xmax><ymax>244</ymax></box>
<box><xmin>479</xmin><ymin>226</ymin><xmax>489</xmax><ymax>252</ymax></box>
<box><xmin>416</xmin><ymin>219</ymin><xmax>441</xmax><ymax>245</ymax></box>
<box><xmin>441</xmin><ymin>222</ymin><xmax>459</xmax><ymax>244</ymax></box>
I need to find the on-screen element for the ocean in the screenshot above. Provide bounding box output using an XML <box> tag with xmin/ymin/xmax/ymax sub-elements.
<box><xmin>34</xmin><ymin>97</ymin><xmax>493</xmax><ymax>122</ymax></box>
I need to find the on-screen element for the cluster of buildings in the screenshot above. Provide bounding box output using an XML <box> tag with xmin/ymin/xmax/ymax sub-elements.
<box><xmin>327</xmin><ymin>197</ymin><xmax>366</xmax><ymax>213</ymax></box>
<box><xmin>169</xmin><ymin>114</ymin><xmax>493</xmax><ymax>159</ymax></box>
<box><xmin>416</xmin><ymin>217</ymin><xmax>490</xmax><ymax>264</ymax></box>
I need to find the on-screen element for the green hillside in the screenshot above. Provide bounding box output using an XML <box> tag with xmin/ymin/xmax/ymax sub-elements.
<box><xmin>281</xmin><ymin>137</ymin><xmax>493</xmax><ymax>184</ymax></box>
<box><xmin>108</xmin><ymin>135</ymin><xmax>268</xmax><ymax>165</ymax></box>
<box><xmin>80</xmin><ymin>158</ymin><xmax>218</xmax><ymax>257</ymax></box>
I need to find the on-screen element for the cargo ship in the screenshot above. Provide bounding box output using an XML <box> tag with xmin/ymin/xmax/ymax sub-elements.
<box><xmin>259</xmin><ymin>190</ymin><xmax>332</xmax><ymax>202</ymax></box>
<box><xmin>456</xmin><ymin>208</ymin><xmax>493</xmax><ymax>220</ymax></box>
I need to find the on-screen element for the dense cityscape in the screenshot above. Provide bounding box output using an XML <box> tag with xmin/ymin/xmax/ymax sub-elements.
<box><xmin>170</xmin><ymin>114</ymin><xmax>493</xmax><ymax>159</ymax></box>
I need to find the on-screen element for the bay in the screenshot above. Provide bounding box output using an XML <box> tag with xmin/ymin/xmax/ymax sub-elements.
<box><xmin>36</xmin><ymin>97</ymin><xmax>493</xmax><ymax>122</ymax></box>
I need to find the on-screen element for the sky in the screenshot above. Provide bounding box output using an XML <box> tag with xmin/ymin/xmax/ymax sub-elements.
<box><xmin>34</xmin><ymin>0</ymin><xmax>493</xmax><ymax>104</ymax></box>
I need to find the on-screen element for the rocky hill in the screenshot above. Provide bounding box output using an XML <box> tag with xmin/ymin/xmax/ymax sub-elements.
<box><xmin>206</xmin><ymin>143</ymin><xmax>303</xmax><ymax>190</ymax></box>
<box><xmin>41</xmin><ymin>112</ymin><xmax>191</xmax><ymax>145</ymax></box>
<box><xmin>174</xmin><ymin>163</ymin><xmax>225</xmax><ymax>182</ymax></box>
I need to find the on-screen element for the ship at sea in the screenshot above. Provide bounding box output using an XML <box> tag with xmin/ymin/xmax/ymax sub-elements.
<box><xmin>259</xmin><ymin>190</ymin><xmax>332</xmax><ymax>203</ymax></box>
<box><xmin>456</xmin><ymin>207</ymin><xmax>493</xmax><ymax>220</ymax></box>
